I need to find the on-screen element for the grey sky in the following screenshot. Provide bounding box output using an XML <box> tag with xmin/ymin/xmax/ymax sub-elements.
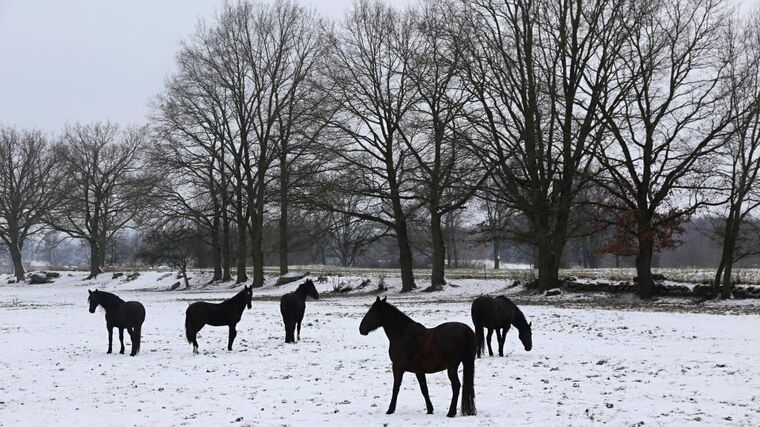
<box><xmin>0</xmin><ymin>0</ymin><xmax>409</xmax><ymax>132</ymax></box>
<box><xmin>0</xmin><ymin>0</ymin><xmax>753</xmax><ymax>132</ymax></box>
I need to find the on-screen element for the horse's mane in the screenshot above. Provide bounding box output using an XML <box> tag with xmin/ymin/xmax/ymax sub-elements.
<box><xmin>497</xmin><ymin>296</ymin><xmax>530</xmax><ymax>331</ymax></box>
<box><xmin>383</xmin><ymin>302</ymin><xmax>423</xmax><ymax>329</ymax></box>
<box><xmin>224</xmin><ymin>287</ymin><xmax>249</xmax><ymax>304</ymax></box>
<box><xmin>511</xmin><ymin>303</ymin><xmax>529</xmax><ymax>330</ymax></box>
<box><xmin>93</xmin><ymin>291</ymin><xmax>124</xmax><ymax>308</ymax></box>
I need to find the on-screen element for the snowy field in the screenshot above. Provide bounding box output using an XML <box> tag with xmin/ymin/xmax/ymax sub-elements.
<box><xmin>1</xmin><ymin>273</ymin><xmax>759</xmax><ymax>426</ymax></box>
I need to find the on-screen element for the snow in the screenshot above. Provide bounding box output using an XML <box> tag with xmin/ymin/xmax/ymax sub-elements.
<box><xmin>1</xmin><ymin>272</ymin><xmax>759</xmax><ymax>426</ymax></box>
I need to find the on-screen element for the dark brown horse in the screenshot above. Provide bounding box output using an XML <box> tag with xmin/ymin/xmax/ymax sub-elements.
<box><xmin>185</xmin><ymin>285</ymin><xmax>252</xmax><ymax>354</ymax></box>
<box><xmin>359</xmin><ymin>296</ymin><xmax>476</xmax><ymax>417</ymax></box>
<box><xmin>279</xmin><ymin>279</ymin><xmax>319</xmax><ymax>343</ymax></box>
<box><xmin>88</xmin><ymin>289</ymin><xmax>146</xmax><ymax>356</ymax></box>
<box><xmin>471</xmin><ymin>295</ymin><xmax>532</xmax><ymax>357</ymax></box>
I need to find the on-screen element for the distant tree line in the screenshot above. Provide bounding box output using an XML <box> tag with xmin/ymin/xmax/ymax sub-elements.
<box><xmin>1</xmin><ymin>0</ymin><xmax>759</xmax><ymax>300</ymax></box>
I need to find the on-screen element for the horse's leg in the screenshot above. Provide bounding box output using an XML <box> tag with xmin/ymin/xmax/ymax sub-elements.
<box><xmin>227</xmin><ymin>324</ymin><xmax>237</xmax><ymax>351</ymax></box>
<box><xmin>416</xmin><ymin>373</ymin><xmax>434</xmax><ymax>414</ymax></box>
<box><xmin>386</xmin><ymin>365</ymin><xmax>404</xmax><ymax>415</ymax></box>
<box><xmin>446</xmin><ymin>364</ymin><xmax>461</xmax><ymax>417</ymax></box>
<box><xmin>296</xmin><ymin>321</ymin><xmax>302</xmax><ymax>341</ymax></box>
<box><xmin>499</xmin><ymin>325</ymin><xmax>510</xmax><ymax>357</ymax></box>
<box><xmin>486</xmin><ymin>328</ymin><xmax>494</xmax><ymax>356</ymax></box>
<box><xmin>107</xmin><ymin>325</ymin><xmax>113</xmax><ymax>354</ymax></box>
<box><xmin>118</xmin><ymin>328</ymin><xmax>125</xmax><ymax>354</ymax></box>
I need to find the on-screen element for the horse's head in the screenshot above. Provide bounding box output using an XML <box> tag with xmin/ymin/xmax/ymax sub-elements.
<box><xmin>243</xmin><ymin>285</ymin><xmax>253</xmax><ymax>309</ymax></box>
<box><xmin>519</xmin><ymin>321</ymin><xmax>533</xmax><ymax>351</ymax></box>
<box><xmin>359</xmin><ymin>296</ymin><xmax>387</xmax><ymax>335</ymax></box>
<box><xmin>87</xmin><ymin>289</ymin><xmax>99</xmax><ymax>313</ymax></box>
<box><xmin>303</xmin><ymin>279</ymin><xmax>319</xmax><ymax>300</ymax></box>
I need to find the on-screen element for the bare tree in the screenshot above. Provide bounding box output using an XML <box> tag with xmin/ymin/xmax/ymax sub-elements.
<box><xmin>318</xmin><ymin>0</ymin><xmax>419</xmax><ymax>291</ymax></box>
<box><xmin>139</xmin><ymin>221</ymin><xmax>200</xmax><ymax>289</ymax></box>
<box><xmin>50</xmin><ymin>123</ymin><xmax>154</xmax><ymax>278</ymax></box>
<box><xmin>595</xmin><ymin>0</ymin><xmax>733</xmax><ymax>298</ymax></box>
<box><xmin>461</xmin><ymin>0</ymin><xmax>620</xmax><ymax>291</ymax></box>
<box><xmin>0</xmin><ymin>127</ymin><xmax>58</xmax><ymax>281</ymax></box>
<box><xmin>403</xmin><ymin>0</ymin><xmax>488</xmax><ymax>289</ymax></box>
<box><xmin>712</xmin><ymin>10</ymin><xmax>760</xmax><ymax>298</ymax></box>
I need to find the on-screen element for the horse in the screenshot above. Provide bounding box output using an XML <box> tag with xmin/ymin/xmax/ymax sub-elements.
<box><xmin>470</xmin><ymin>295</ymin><xmax>532</xmax><ymax>358</ymax></box>
<box><xmin>279</xmin><ymin>279</ymin><xmax>319</xmax><ymax>343</ymax></box>
<box><xmin>87</xmin><ymin>289</ymin><xmax>146</xmax><ymax>356</ymax></box>
<box><xmin>184</xmin><ymin>285</ymin><xmax>252</xmax><ymax>354</ymax></box>
<box><xmin>359</xmin><ymin>296</ymin><xmax>476</xmax><ymax>418</ymax></box>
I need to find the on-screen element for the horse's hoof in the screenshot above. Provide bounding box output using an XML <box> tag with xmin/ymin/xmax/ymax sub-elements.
<box><xmin>107</xmin><ymin>350</ymin><xmax>112</xmax><ymax>354</ymax></box>
<box><xmin>427</xmin><ymin>410</ymin><xmax>433</xmax><ymax>415</ymax></box>
<box><xmin>446</xmin><ymin>412</ymin><xmax>456</xmax><ymax>418</ymax></box>
<box><xmin>386</xmin><ymin>409</ymin><xmax>395</xmax><ymax>415</ymax></box>
<box><xmin>120</xmin><ymin>350</ymin><xmax>124</xmax><ymax>355</ymax></box>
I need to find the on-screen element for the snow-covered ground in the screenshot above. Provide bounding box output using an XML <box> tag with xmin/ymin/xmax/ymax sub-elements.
<box><xmin>1</xmin><ymin>272</ymin><xmax>759</xmax><ymax>426</ymax></box>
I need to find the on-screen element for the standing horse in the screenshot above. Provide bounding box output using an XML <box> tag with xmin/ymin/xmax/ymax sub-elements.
<box><xmin>87</xmin><ymin>289</ymin><xmax>146</xmax><ymax>356</ymax></box>
<box><xmin>185</xmin><ymin>285</ymin><xmax>252</xmax><ymax>354</ymax></box>
<box><xmin>279</xmin><ymin>279</ymin><xmax>319</xmax><ymax>343</ymax></box>
<box><xmin>359</xmin><ymin>296</ymin><xmax>476</xmax><ymax>417</ymax></box>
<box><xmin>471</xmin><ymin>295</ymin><xmax>532</xmax><ymax>358</ymax></box>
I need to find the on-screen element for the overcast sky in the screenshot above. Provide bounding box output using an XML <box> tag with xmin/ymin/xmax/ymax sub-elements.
<box><xmin>0</xmin><ymin>0</ymin><xmax>753</xmax><ymax>133</ymax></box>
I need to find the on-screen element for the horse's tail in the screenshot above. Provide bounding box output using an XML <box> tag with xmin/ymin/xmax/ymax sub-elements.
<box><xmin>185</xmin><ymin>311</ymin><xmax>193</xmax><ymax>343</ymax></box>
<box><xmin>461</xmin><ymin>329</ymin><xmax>477</xmax><ymax>416</ymax></box>
<box><xmin>133</xmin><ymin>325</ymin><xmax>142</xmax><ymax>354</ymax></box>
<box><xmin>471</xmin><ymin>305</ymin><xmax>484</xmax><ymax>358</ymax></box>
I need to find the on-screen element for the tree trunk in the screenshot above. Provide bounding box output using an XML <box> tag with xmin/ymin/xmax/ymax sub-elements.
<box><xmin>279</xmin><ymin>155</ymin><xmax>289</xmax><ymax>275</ymax></box>
<box><xmin>8</xmin><ymin>240</ymin><xmax>25</xmax><ymax>281</ymax></box>
<box><xmin>211</xmin><ymin>214</ymin><xmax>222</xmax><ymax>282</ymax></box>
<box><xmin>536</xmin><ymin>241</ymin><xmax>560</xmax><ymax>292</ymax></box>
<box><xmin>251</xmin><ymin>189</ymin><xmax>266</xmax><ymax>288</ymax></box>
<box><xmin>221</xmin><ymin>202</ymin><xmax>232</xmax><ymax>282</ymax></box>
<box><xmin>235</xmin><ymin>205</ymin><xmax>248</xmax><ymax>283</ymax></box>
<box><xmin>635</xmin><ymin>236</ymin><xmax>655</xmax><ymax>299</ymax></box>
<box><xmin>88</xmin><ymin>240</ymin><xmax>101</xmax><ymax>279</ymax></box>
<box><xmin>181</xmin><ymin>265</ymin><xmax>190</xmax><ymax>289</ymax></box>
<box><xmin>429</xmin><ymin>211</ymin><xmax>446</xmax><ymax>289</ymax></box>
<box><xmin>493</xmin><ymin>238</ymin><xmax>501</xmax><ymax>270</ymax></box>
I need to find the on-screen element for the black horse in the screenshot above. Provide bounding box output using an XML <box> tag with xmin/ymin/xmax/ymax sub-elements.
<box><xmin>471</xmin><ymin>295</ymin><xmax>532</xmax><ymax>357</ymax></box>
<box><xmin>360</xmin><ymin>296</ymin><xmax>476</xmax><ymax>417</ymax></box>
<box><xmin>279</xmin><ymin>279</ymin><xmax>319</xmax><ymax>343</ymax></box>
<box><xmin>87</xmin><ymin>289</ymin><xmax>146</xmax><ymax>356</ymax></box>
<box><xmin>185</xmin><ymin>285</ymin><xmax>253</xmax><ymax>354</ymax></box>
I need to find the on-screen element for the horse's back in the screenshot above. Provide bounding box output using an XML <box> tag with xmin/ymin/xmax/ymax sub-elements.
<box><xmin>471</xmin><ymin>296</ymin><xmax>499</xmax><ymax>326</ymax></box>
<box><xmin>280</xmin><ymin>293</ymin><xmax>305</xmax><ymax>318</ymax></box>
<box><xmin>405</xmin><ymin>322</ymin><xmax>476</xmax><ymax>372</ymax></box>
<box><xmin>121</xmin><ymin>301</ymin><xmax>145</xmax><ymax>326</ymax></box>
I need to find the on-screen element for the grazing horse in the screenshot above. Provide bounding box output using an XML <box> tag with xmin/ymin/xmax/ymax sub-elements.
<box><xmin>359</xmin><ymin>296</ymin><xmax>476</xmax><ymax>417</ymax></box>
<box><xmin>279</xmin><ymin>279</ymin><xmax>319</xmax><ymax>343</ymax></box>
<box><xmin>87</xmin><ymin>289</ymin><xmax>146</xmax><ymax>356</ymax></box>
<box><xmin>471</xmin><ymin>295</ymin><xmax>532</xmax><ymax>358</ymax></box>
<box><xmin>185</xmin><ymin>285</ymin><xmax>253</xmax><ymax>354</ymax></box>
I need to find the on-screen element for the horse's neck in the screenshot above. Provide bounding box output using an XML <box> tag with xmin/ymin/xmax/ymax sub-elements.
<box><xmin>382</xmin><ymin>309</ymin><xmax>422</xmax><ymax>341</ymax></box>
<box><xmin>511</xmin><ymin>307</ymin><xmax>529</xmax><ymax>331</ymax></box>
<box><xmin>100</xmin><ymin>294</ymin><xmax>124</xmax><ymax>312</ymax></box>
<box><xmin>224</xmin><ymin>292</ymin><xmax>247</xmax><ymax>311</ymax></box>
<box><xmin>293</xmin><ymin>287</ymin><xmax>308</xmax><ymax>301</ymax></box>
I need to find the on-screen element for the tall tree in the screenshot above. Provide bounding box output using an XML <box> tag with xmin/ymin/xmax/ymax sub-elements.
<box><xmin>461</xmin><ymin>0</ymin><xmax>620</xmax><ymax>291</ymax></box>
<box><xmin>0</xmin><ymin>127</ymin><xmax>58</xmax><ymax>281</ymax></box>
<box><xmin>712</xmin><ymin>10</ymin><xmax>760</xmax><ymax>298</ymax></box>
<box><xmin>596</xmin><ymin>0</ymin><xmax>733</xmax><ymax>298</ymax></box>
<box><xmin>404</xmin><ymin>0</ymin><xmax>488</xmax><ymax>289</ymax></box>
<box><xmin>51</xmin><ymin>123</ymin><xmax>154</xmax><ymax>279</ymax></box>
<box><xmin>319</xmin><ymin>0</ymin><xmax>419</xmax><ymax>291</ymax></box>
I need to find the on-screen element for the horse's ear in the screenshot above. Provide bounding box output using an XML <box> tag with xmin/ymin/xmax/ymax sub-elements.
<box><xmin>375</xmin><ymin>296</ymin><xmax>380</xmax><ymax>302</ymax></box>
<box><xmin>529</xmin><ymin>321</ymin><xmax>532</xmax><ymax>327</ymax></box>
<box><xmin>382</xmin><ymin>296</ymin><xmax>387</xmax><ymax>302</ymax></box>
<box><xmin>88</xmin><ymin>289</ymin><xmax>92</xmax><ymax>294</ymax></box>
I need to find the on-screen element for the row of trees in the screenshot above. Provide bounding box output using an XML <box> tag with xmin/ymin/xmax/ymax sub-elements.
<box><xmin>2</xmin><ymin>0</ymin><xmax>760</xmax><ymax>299</ymax></box>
